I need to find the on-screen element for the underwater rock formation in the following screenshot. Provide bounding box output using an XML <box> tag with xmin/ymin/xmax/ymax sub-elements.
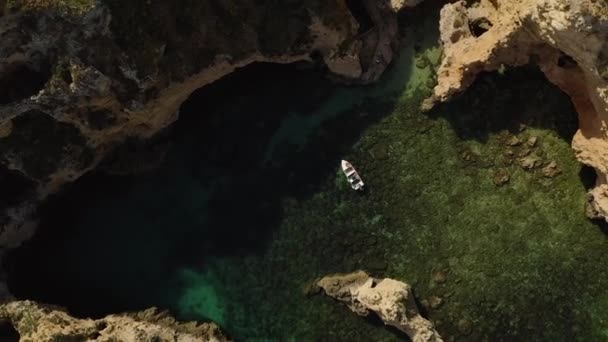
<box><xmin>0</xmin><ymin>300</ymin><xmax>226</xmax><ymax>341</ymax></box>
<box><xmin>427</xmin><ymin>0</ymin><xmax>608</xmax><ymax>220</ymax></box>
<box><xmin>0</xmin><ymin>0</ymin><xmax>425</xmax><ymax>253</ymax></box>
<box><xmin>317</xmin><ymin>271</ymin><xmax>443</xmax><ymax>342</ymax></box>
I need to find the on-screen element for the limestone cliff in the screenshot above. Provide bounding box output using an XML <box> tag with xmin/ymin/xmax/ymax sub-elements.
<box><xmin>0</xmin><ymin>300</ymin><xmax>227</xmax><ymax>341</ymax></box>
<box><xmin>317</xmin><ymin>271</ymin><xmax>443</xmax><ymax>342</ymax></box>
<box><xmin>426</xmin><ymin>0</ymin><xmax>608</xmax><ymax>220</ymax></box>
<box><xmin>0</xmin><ymin>0</ymin><xmax>416</xmax><ymax>251</ymax></box>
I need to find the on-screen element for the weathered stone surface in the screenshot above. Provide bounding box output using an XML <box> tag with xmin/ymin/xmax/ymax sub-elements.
<box><xmin>389</xmin><ymin>0</ymin><xmax>425</xmax><ymax>12</ymax></box>
<box><xmin>0</xmin><ymin>300</ymin><xmax>227</xmax><ymax>341</ymax></box>
<box><xmin>493</xmin><ymin>168</ymin><xmax>510</xmax><ymax>186</ymax></box>
<box><xmin>427</xmin><ymin>295</ymin><xmax>443</xmax><ymax>309</ymax></box>
<box><xmin>542</xmin><ymin>160</ymin><xmax>561</xmax><ymax>178</ymax></box>
<box><xmin>426</xmin><ymin>0</ymin><xmax>608</xmax><ymax>220</ymax></box>
<box><xmin>519</xmin><ymin>155</ymin><xmax>543</xmax><ymax>171</ymax></box>
<box><xmin>317</xmin><ymin>270</ymin><xmax>443</xmax><ymax>342</ymax></box>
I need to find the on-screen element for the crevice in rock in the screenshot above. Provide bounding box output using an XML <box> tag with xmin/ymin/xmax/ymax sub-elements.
<box><xmin>346</xmin><ymin>0</ymin><xmax>373</xmax><ymax>34</ymax></box>
<box><xmin>557</xmin><ymin>53</ymin><xmax>577</xmax><ymax>69</ymax></box>
<box><xmin>579</xmin><ymin>164</ymin><xmax>597</xmax><ymax>190</ymax></box>
<box><xmin>0</xmin><ymin>63</ymin><xmax>51</xmax><ymax>104</ymax></box>
<box><xmin>468</xmin><ymin>17</ymin><xmax>492</xmax><ymax>38</ymax></box>
<box><xmin>0</xmin><ymin>320</ymin><xmax>19</xmax><ymax>341</ymax></box>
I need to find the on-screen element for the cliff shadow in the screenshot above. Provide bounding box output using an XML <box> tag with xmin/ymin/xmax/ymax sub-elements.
<box><xmin>427</xmin><ymin>64</ymin><xmax>579</xmax><ymax>143</ymax></box>
<box><xmin>4</xmin><ymin>61</ymin><xmax>401</xmax><ymax>319</ymax></box>
<box><xmin>426</xmin><ymin>64</ymin><xmax>608</xmax><ymax>235</ymax></box>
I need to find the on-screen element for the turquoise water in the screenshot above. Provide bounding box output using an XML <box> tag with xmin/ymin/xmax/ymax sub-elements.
<box><xmin>7</xmin><ymin>4</ymin><xmax>608</xmax><ymax>341</ymax></box>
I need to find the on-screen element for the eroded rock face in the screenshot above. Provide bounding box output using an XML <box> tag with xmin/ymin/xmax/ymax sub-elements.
<box><xmin>427</xmin><ymin>0</ymin><xmax>608</xmax><ymax>220</ymax></box>
<box><xmin>0</xmin><ymin>0</ymin><xmax>423</xmax><ymax>251</ymax></box>
<box><xmin>317</xmin><ymin>271</ymin><xmax>443</xmax><ymax>342</ymax></box>
<box><xmin>0</xmin><ymin>300</ymin><xmax>227</xmax><ymax>341</ymax></box>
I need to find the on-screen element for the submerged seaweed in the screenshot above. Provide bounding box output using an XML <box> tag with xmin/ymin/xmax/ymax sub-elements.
<box><xmin>5</xmin><ymin>3</ymin><xmax>608</xmax><ymax>341</ymax></box>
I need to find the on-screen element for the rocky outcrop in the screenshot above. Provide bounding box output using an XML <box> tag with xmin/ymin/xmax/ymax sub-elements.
<box><xmin>0</xmin><ymin>0</ymin><xmax>425</xmax><ymax>251</ymax></box>
<box><xmin>317</xmin><ymin>271</ymin><xmax>443</xmax><ymax>342</ymax></box>
<box><xmin>426</xmin><ymin>0</ymin><xmax>608</xmax><ymax>220</ymax></box>
<box><xmin>0</xmin><ymin>300</ymin><xmax>227</xmax><ymax>341</ymax></box>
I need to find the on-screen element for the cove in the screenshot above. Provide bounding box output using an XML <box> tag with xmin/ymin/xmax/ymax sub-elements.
<box><xmin>6</xmin><ymin>5</ymin><xmax>608</xmax><ymax>341</ymax></box>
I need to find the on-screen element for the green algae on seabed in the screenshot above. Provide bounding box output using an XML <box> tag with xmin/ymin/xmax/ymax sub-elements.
<box><xmin>8</xmin><ymin>1</ymin><xmax>608</xmax><ymax>341</ymax></box>
<box><xmin>166</xmin><ymin>10</ymin><xmax>608</xmax><ymax>342</ymax></box>
<box><xmin>189</xmin><ymin>66</ymin><xmax>608</xmax><ymax>341</ymax></box>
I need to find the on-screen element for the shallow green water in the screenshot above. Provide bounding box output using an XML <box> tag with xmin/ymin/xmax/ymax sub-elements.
<box><xmin>6</xmin><ymin>4</ymin><xmax>608</xmax><ymax>341</ymax></box>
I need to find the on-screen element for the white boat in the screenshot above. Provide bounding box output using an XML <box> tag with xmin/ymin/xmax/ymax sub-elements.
<box><xmin>341</xmin><ymin>160</ymin><xmax>364</xmax><ymax>191</ymax></box>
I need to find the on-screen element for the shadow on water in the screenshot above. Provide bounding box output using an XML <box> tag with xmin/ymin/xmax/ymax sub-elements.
<box><xmin>3</xmin><ymin>61</ymin><xmax>399</xmax><ymax>319</ymax></box>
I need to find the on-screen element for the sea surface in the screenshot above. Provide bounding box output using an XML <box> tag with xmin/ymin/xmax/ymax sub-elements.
<box><xmin>6</xmin><ymin>4</ymin><xmax>608</xmax><ymax>341</ymax></box>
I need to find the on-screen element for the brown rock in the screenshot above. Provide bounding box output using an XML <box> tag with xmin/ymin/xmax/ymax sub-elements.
<box><xmin>458</xmin><ymin>318</ymin><xmax>473</xmax><ymax>335</ymax></box>
<box><xmin>519</xmin><ymin>155</ymin><xmax>542</xmax><ymax>171</ymax></box>
<box><xmin>506</xmin><ymin>136</ymin><xmax>522</xmax><ymax>146</ymax></box>
<box><xmin>492</xmin><ymin>169</ymin><xmax>510</xmax><ymax>186</ymax></box>
<box><xmin>518</xmin><ymin>147</ymin><xmax>532</xmax><ymax>157</ymax></box>
<box><xmin>0</xmin><ymin>300</ymin><xmax>227</xmax><ymax>342</ymax></box>
<box><xmin>317</xmin><ymin>271</ymin><xmax>444</xmax><ymax>341</ymax></box>
<box><xmin>432</xmin><ymin>270</ymin><xmax>447</xmax><ymax>284</ymax></box>
<box><xmin>518</xmin><ymin>123</ymin><xmax>527</xmax><ymax>132</ymax></box>
<box><xmin>428</xmin><ymin>296</ymin><xmax>444</xmax><ymax>309</ymax></box>
<box><xmin>527</xmin><ymin>136</ymin><xmax>538</xmax><ymax>147</ymax></box>
<box><xmin>541</xmin><ymin>161</ymin><xmax>561</xmax><ymax>178</ymax></box>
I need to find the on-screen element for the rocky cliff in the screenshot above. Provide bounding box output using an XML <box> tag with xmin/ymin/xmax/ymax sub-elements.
<box><xmin>0</xmin><ymin>300</ymin><xmax>227</xmax><ymax>341</ymax></box>
<box><xmin>426</xmin><ymin>0</ymin><xmax>608</xmax><ymax>220</ymax></box>
<box><xmin>317</xmin><ymin>271</ymin><xmax>443</xmax><ymax>342</ymax></box>
<box><xmin>0</xmin><ymin>0</ymin><xmax>415</xmax><ymax>251</ymax></box>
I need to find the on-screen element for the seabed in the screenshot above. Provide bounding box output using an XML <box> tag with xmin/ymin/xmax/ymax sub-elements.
<box><xmin>5</xmin><ymin>3</ymin><xmax>608</xmax><ymax>341</ymax></box>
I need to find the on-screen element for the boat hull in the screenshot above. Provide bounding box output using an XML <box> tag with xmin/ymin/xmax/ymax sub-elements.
<box><xmin>341</xmin><ymin>160</ymin><xmax>364</xmax><ymax>190</ymax></box>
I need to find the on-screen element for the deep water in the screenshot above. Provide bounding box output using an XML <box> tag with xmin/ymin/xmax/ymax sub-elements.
<box><xmin>6</xmin><ymin>5</ymin><xmax>608</xmax><ymax>342</ymax></box>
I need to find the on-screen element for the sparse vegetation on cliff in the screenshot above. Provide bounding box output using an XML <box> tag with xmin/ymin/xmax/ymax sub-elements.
<box><xmin>5</xmin><ymin>0</ymin><xmax>94</xmax><ymax>15</ymax></box>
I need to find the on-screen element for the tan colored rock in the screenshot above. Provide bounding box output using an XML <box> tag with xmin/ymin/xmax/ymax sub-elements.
<box><xmin>542</xmin><ymin>161</ymin><xmax>561</xmax><ymax>178</ymax></box>
<box><xmin>389</xmin><ymin>0</ymin><xmax>425</xmax><ymax>12</ymax></box>
<box><xmin>317</xmin><ymin>271</ymin><xmax>443</xmax><ymax>342</ymax></box>
<box><xmin>428</xmin><ymin>296</ymin><xmax>443</xmax><ymax>309</ymax></box>
<box><xmin>506</xmin><ymin>136</ymin><xmax>522</xmax><ymax>146</ymax></box>
<box><xmin>0</xmin><ymin>300</ymin><xmax>227</xmax><ymax>342</ymax></box>
<box><xmin>493</xmin><ymin>168</ymin><xmax>510</xmax><ymax>186</ymax></box>
<box><xmin>429</xmin><ymin>0</ymin><xmax>608</xmax><ymax>220</ymax></box>
<box><xmin>519</xmin><ymin>155</ymin><xmax>543</xmax><ymax>171</ymax></box>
